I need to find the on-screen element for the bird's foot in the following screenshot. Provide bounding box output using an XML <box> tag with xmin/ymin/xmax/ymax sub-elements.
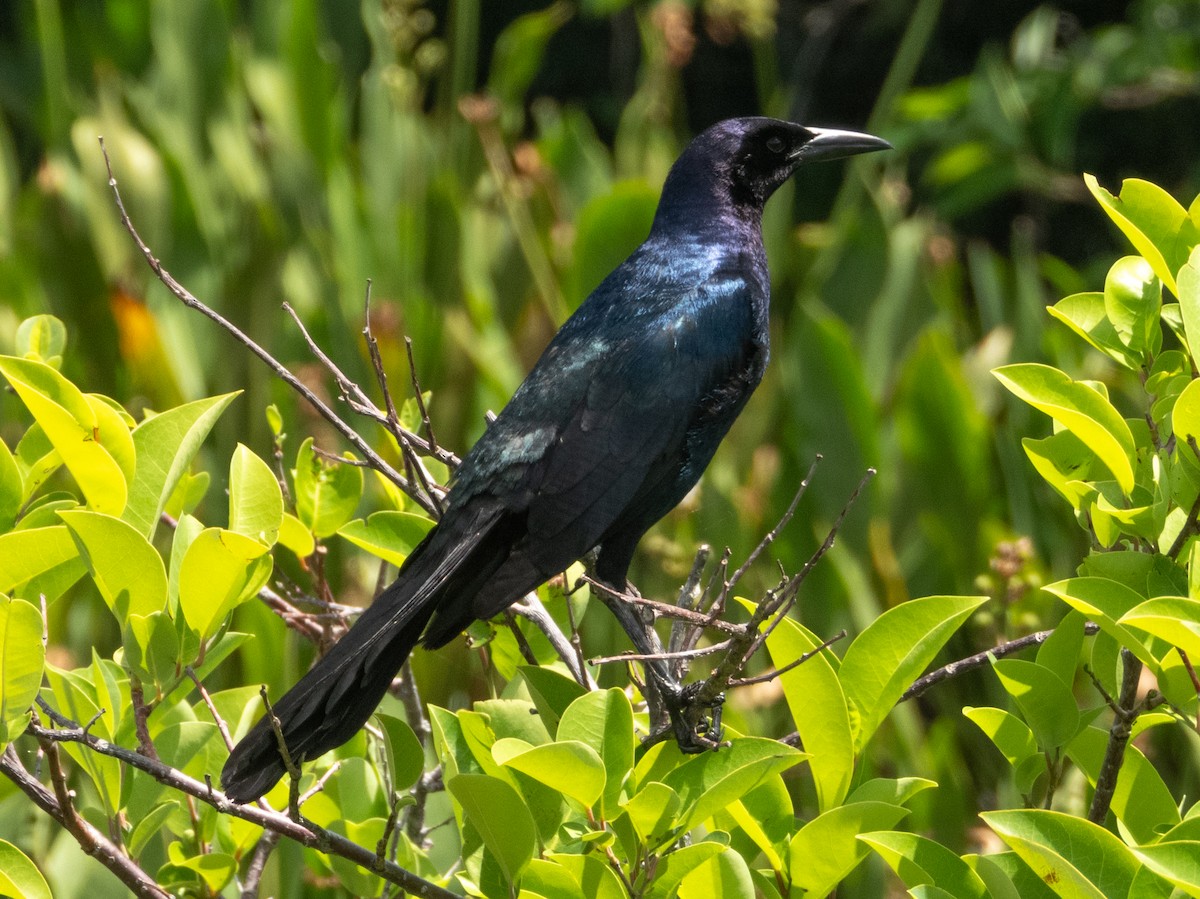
<box><xmin>662</xmin><ymin>681</ymin><xmax>725</xmax><ymax>753</ymax></box>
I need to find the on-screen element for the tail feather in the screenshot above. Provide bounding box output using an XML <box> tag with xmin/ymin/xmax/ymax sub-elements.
<box><xmin>220</xmin><ymin>506</ymin><xmax>505</xmax><ymax>803</ymax></box>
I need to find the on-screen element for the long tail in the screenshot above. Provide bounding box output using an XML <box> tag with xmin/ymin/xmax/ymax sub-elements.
<box><xmin>220</xmin><ymin>505</ymin><xmax>509</xmax><ymax>803</ymax></box>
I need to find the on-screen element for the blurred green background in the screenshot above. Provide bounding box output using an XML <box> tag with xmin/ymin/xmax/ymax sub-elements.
<box><xmin>1</xmin><ymin>0</ymin><xmax>1199</xmax><ymax>888</ymax></box>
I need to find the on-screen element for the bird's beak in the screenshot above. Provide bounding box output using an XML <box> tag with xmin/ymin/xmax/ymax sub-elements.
<box><xmin>794</xmin><ymin>127</ymin><xmax>892</xmax><ymax>163</ymax></box>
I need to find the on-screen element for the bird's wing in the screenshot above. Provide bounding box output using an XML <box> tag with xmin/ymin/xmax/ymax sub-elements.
<box><xmin>458</xmin><ymin>260</ymin><xmax>762</xmax><ymax>616</ymax></box>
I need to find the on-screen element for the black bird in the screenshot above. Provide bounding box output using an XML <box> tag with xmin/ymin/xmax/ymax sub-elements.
<box><xmin>221</xmin><ymin>117</ymin><xmax>890</xmax><ymax>802</ymax></box>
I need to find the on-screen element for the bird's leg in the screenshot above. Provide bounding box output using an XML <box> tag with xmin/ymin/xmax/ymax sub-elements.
<box><xmin>594</xmin><ymin>582</ymin><xmax>724</xmax><ymax>753</ymax></box>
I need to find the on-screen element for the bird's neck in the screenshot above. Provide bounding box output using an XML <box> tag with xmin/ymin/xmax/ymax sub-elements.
<box><xmin>648</xmin><ymin>192</ymin><xmax>766</xmax><ymax>250</ymax></box>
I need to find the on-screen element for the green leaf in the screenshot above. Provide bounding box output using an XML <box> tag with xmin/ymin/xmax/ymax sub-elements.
<box><xmin>662</xmin><ymin>737</ymin><xmax>806</xmax><ymax>835</ymax></box>
<box><xmin>1046</xmin><ymin>292</ymin><xmax>1137</xmax><ymax>367</ymax></box>
<box><xmin>1173</xmin><ymin>378</ymin><xmax>1200</xmax><ymax>453</ymax></box>
<box><xmin>228</xmin><ymin>444</ymin><xmax>283</xmax><ymax>545</ymax></box>
<box><xmin>568</xmin><ymin>181</ymin><xmax>659</xmax><ymax>305</ymax></box>
<box><xmin>123</xmin><ymin>393</ymin><xmax>238</xmax><ymax>539</ymax></box>
<box><xmin>760</xmin><ymin>609</ymin><xmax>853</xmax><ymax>810</ymax></box>
<box><xmin>677</xmin><ymin>846</ymin><xmax>754</xmax><ymax>899</ymax></box>
<box><xmin>44</xmin><ymin>664</ymin><xmax>122</xmax><ymax>811</ymax></box>
<box><xmin>374</xmin><ymin>712</ymin><xmax>425</xmax><ymax>792</ymax></box>
<box><xmin>1119</xmin><ymin>596</ymin><xmax>1200</xmax><ymax>659</ymax></box>
<box><xmin>337</xmin><ymin>510</ymin><xmax>435</xmax><ymax>567</ymax></box>
<box><xmin>0</xmin><ymin>356</ymin><xmax>127</xmax><ymax>514</ymax></box>
<box><xmin>545</xmin><ymin>852</ymin><xmax>628</xmax><ymax>899</ymax></box>
<box><xmin>15</xmin><ymin>315</ymin><xmax>67</xmax><ymax>367</ymax></box>
<box><xmin>0</xmin><ymin>596</ymin><xmax>44</xmax><ymax>745</ymax></box>
<box><xmin>487</xmin><ymin>3</ymin><xmax>571</xmax><ymax>109</ymax></box>
<box><xmin>85</xmin><ymin>395</ymin><xmax>136</xmax><ymax>484</ymax></box>
<box><xmin>0</xmin><ymin>438</ymin><xmax>19</xmax><ymax>531</ymax></box>
<box><xmin>1084</xmin><ymin>174</ymin><xmax>1198</xmax><ymax>296</ymax></box>
<box><xmin>963</xmin><ymin>707</ymin><xmax>1041</xmax><ymax>793</ymax></box>
<box><xmin>1043</xmin><ymin>577</ymin><xmax>1160</xmax><ymax>670</ymax></box>
<box><xmin>859</xmin><ymin>831</ymin><xmax>989</xmax><ymax>898</ymax></box>
<box><xmin>499</xmin><ymin>740</ymin><xmax>606</xmax><ymax>809</ymax></box>
<box><xmin>644</xmin><ymin>842</ymin><xmax>725</xmax><ymax>899</ymax></box>
<box><xmin>846</xmin><ymin>777</ymin><xmax>937</xmax><ymax>807</ymax></box>
<box><xmin>59</xmin><ymin>510</ymin><xmax>168</xmax><ymax>620</ymax></box>
<box><xmin>1180</xmin><ymin>246</ymin><xmax>1200</xmax><ymax>358</ymax></box>
<box><xmin>0</xmin><ymin>525</ymin><xmax>85</xmax><ymax>600</ymax></box>
<box><xmin>521</xmin><ymin>859</ymin><xmax>587</xmax><ymax>899</ymax></box>
<box><xmin>518</xmin><ymin>665</ymin><xmax>588</xmax><ymax>736</ymax></box>
<box><xmin>620</xmin><ymin>782</ymin><xmax>681</xmax><ymax>848</ymax></box>
<box><xmin>277</xmin><ymin>511</ymin><xmax>315</xmax><ymax>557</ymax></box>
<box><xmin>124</xmin><ymin>610</ymin><xmax>180</xmax><ymax>690</ymax></box>
<box><xmin>982</xmin><ymin>809</ymin><xmax>1139</xmax><ymax>899</ymax></box>
<box><xmin>165</xmin><ymin>842</ymin><xmax>237</xmax><ymax>892</ymax></box>
<box><xmin>993</xmin><ymin>363</ymin><xmax>1136</xmax><ymax>493</ymax></box>
<box><xmin>1103</xmin><ymin>256</ymin><xmax>1160</xmax><ymax>357</ymax></box>
<box><xmin>970</xmin><ymin>851</ymin><xmax>1059</xmax><ymax>899</ymax></box>
<box><xmin>0</xmin><ymin>839</ymin><xmax>51</xmax><ymax>899</ymax></box>
<box><xmin>447</xmin><ymin>773</ymin><xmax>536</xmax><ymax>888</ymax></box>
<box><xmin>1066</xmin><ymin>726</ymin><xmax>1180</xmax><ymax>844</ymax></box>
<box><xmin>839</xmin><ymin>595</ymin><xmax>986</xmax><ymax>748</ymax></box>
<box><xmin>1036</xmin><ymin>611</ymin><xmax>1086</xmax><ymax>687</ymax></box>
<box><xmin>293</xmin><ymin>437</ymin><xmax>363</xmax><ymax>538</ymax></box>
<box><xmin>788</xmin><ymin>801</ymin><xmax>909</xmax><ymax>896</ymax></box>
<box><xmin>991</xmin><ymin>659</ymin><xmax>1080</xmax><ymax>752</ymax></box>
<box><xmin>557</xmin><ymin>688</ymin><xmax>633</xmax><ymax>818</ymax></box>
<box><xmin>126</xmin><ymin>799</ymin><xmax>181</xmax><ymax>857</ymax></box>
<box><xmin>1132</xmin><ymin>842</ymin><xmax>1200</xmax><ymax>897</ymax></box>
<box><xmin>177</xmin><ymin>527</ymin><xmax>272</xmax><ymax>642</ymax></box>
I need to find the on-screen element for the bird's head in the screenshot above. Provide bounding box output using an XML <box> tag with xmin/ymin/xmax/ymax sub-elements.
<box><xmin>659</xmin><ymin>117</ymin><xmax>892</xmax><ymax>221</ymax></box>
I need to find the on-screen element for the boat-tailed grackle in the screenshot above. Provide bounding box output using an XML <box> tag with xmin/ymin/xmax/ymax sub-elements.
<box><xmin>221</xmin><ymin>116</ymin><xmax>891</xmax><ymax>803</ymax></box>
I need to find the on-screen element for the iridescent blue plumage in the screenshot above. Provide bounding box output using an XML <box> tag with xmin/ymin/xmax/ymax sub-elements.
<box><xmin>221</xmin><ymin>116</ymin><xmax>891</xmax><ymax>802</ymax></box>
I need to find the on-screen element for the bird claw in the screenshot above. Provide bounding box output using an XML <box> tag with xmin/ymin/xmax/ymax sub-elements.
<box><xmin>664</xmin><ymin>683</ymin><xmax>725</xmax><ymax>753</ymax></box>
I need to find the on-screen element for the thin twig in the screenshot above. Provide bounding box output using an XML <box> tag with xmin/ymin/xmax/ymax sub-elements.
<box><xmin>281</xmin><ymin>301</ymin><xmax>445</xmax><ymax>516</ymax></box>
<box><xmin>297</xmin><ymin>762</ymin><xmax>341</xmax><ymax>807</ymax></box>
<box><xmin>901</xmin><ymin>623</ymin><xmax>1101</xmax><ymax>702</ymax></box>
<box><xmin>1</xmin><ymin>744</ymin><xmax>170</xmax><ymax>899</ymax></box>
<box><xmin>504</xmin><ymin>610</ymin><xmax>540</xmax><ymax>666</ymax></box>
<box><xmin>404</xmin><ymin>336</ymin><xmax>443</xmax><ymax>459</ymax></box>
<box><xmin>512</xmin><ymin>591</ymin><xmax>598</xmax><ymax>688</ymax></box>
<box><xmin>260</xmin><ymin>687</ymin><xmax>303</xmax><ymax>819</ymax></box>
<box><xmin>187</xmin><ymin>666</ymin><xmax>236</xmax><ymax>753</ymax></box>
<box><xmin>129</xmin><ymin>678</ymin><xmax>158</xmax><ymax>761</ymax></box>
<box><xmin>590</xmin><ymin>641</ymin><xmax>731</xmax><ymax>665</ymax></box>
<box><xmin>579</xmin><ymin>576</ymin><xmax>742</xmax><ymax>635</ymax></box>
<box><xmin>1088</xmin><ymin>649</ymin><xmax>1142</xmax><ymax>824</ymax></box>
<box><xmin>25</xmin><ymin>713</ymin><xmax>456</xmax><ymax>898</ymax></box>
<box><xmin>240</xmin><ymin>830</ymin><xmax>281</xmax><ymax>899</ymax></box>
<box><xmin>669</xmin><ymin>544</ymin><xmax>711</xmax><ymax>675</ymax></box>
<box><xmin>99</xmin><ymin>137</ymin><xmax>433</xmax><ymax>513</ymax></box>
<box><xmin>695</xmin><ymin>468</ymin><xmax>875</xmax><ymax>710</ymax></box>
<box><xmin>729</xmin><ymin>630</ymin><xmax>846</xmax><ymax>687</ymax></box>
<box><xmin>722</xmin><ymin>456</ymin><xmax>821</xmax><ymax>603</ymax></box>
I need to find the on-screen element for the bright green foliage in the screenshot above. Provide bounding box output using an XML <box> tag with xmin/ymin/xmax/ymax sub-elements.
<box><xmin>0</xmin><ymin>838</ymin><xmax>52</xmax><ymax>899</ymax></box>
<box><xmin>0</xmin><ymin>0</ymin><xmax>1197</xmax><ymax>891</ymax></box>
<box><xmin>961</xmin><ymin>176</ymin><xmax>1200</xmax><ymax>898</ymax></box>
<box><xmin>0</xmin><ymin>596</ymin><xmax>43</xmax><ymax>746</ymax></box>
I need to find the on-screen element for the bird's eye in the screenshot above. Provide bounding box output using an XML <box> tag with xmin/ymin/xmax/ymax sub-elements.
<box><xmin>765</xmin><ymin>136</ymin><xmax>785</xmax><ymax>154</ymax></box>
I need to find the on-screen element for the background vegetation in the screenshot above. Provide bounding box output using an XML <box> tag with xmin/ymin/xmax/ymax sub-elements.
<box><xmin>1</xmin><ymin>0</ymin><xmax>1199</xmax><ymax>895</ymax></box>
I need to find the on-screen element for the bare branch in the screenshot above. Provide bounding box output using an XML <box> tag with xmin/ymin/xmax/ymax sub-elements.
<box><xmin>1089</xmin><ymin>649</ymin><xmax>1142</xmax><ymax>825</ymax></box>
<box><xmin>99</xmin><ymin>137</ymin><xmax>434</xmax><ymax>514</ymax></box>
<box><xmin>240</xmin><ymin>830</ymin><xmax>281</xmax><ymax>899</ymax></box>
<box><xmin>512</xmin><ymin>591</ymin><xmax>598</xmax><ymax>689</ymax></box>
<box><xmin>901</xmin><ymin>623</ymin><xmax>1101</xmax><ymax>702</ymax></box>
<box><xmin>590</xmin><ymin>641</ymin><xmax>731</xmax><ymax>665</ymax></box>
<box><xmin>1</xmin><ymin>744</ymin><xmax>169</xmax><ymax>899</ymax></box>
<box><xmin>404</xmin><ymin>336</ymin><xmax>444</xmax><ymax>460</ymax></box>
<box><xmin>728</xmin><ymin>630</ymin><xmax>845</xmax><ymax>687</ymax></box>
<box><xmin>24</xmin><ymin>713</ymin><xmax>456</xmax><ymax>898</ymax></box>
